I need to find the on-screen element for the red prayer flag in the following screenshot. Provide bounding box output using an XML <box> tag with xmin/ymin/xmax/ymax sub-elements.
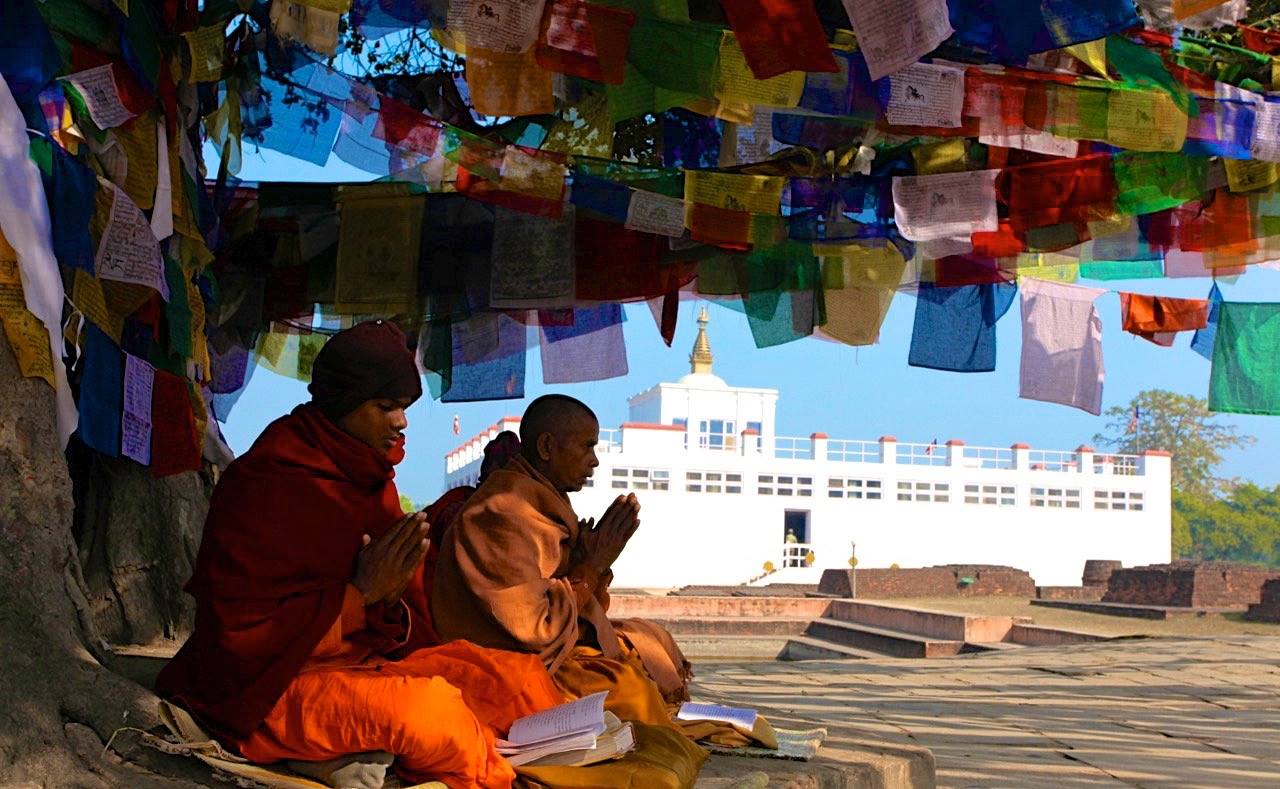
<box><xmin>999</xmin><ymin>154</ymin><xmax>1117</xmax><ymax>233</ymax></box>
<box><xmin>535</xmin><ymin>0</ymin><xmax>637</xmax><ymax>85</ymax></box>
<box><xmin>719</xmin><ymin>0</ymin><xmax>838</xmax><ymax>80</ymax></box>
<box><xmin>1240</xmin><ymin>24</ymin><xmax>1280</xmax><ymax>55</ymax></box>
<box><xmin>151</xmin><ymin>371</ymin><xmax>202</xmax><ymax>477</ymax></box>
<box><xmin>374</xmin><ymin>97</ymin><xmax>444</xmax><ymax>156</ymax></box>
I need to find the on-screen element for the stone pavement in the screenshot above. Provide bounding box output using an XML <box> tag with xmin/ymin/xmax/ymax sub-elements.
<box><xmin>690</xmin><ymin>636</ymin><xmax>1280</xmax><ymax>787</ymax></box>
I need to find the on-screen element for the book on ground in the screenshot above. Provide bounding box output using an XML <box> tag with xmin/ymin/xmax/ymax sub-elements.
<box><xmin>676</xmin><ymin>702</ymin><xmax>758</xmax><ymax>734</ymax></box>
<box><xmin>499</xmin><ymin>692</ymin><xmax>636</xmax><ymax>768</ymax></box>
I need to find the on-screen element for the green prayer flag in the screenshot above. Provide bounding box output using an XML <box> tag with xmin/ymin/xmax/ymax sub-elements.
<box><xmin>1079</xmin><ymin>259</ymin><xmax>1164</xmax><ymax>280</ymax></box>
<box><xmin>1113</xmin><ymin>153</ymin><xmax>1208</xmax><ymax>216</ymax></box>
<box><xmin>1209</xmin><ymin>302</ymin><xmax>1280</xmax><ymax>416</ymax></box>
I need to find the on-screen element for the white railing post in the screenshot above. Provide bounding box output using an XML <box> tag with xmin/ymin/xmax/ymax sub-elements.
<box><xmin>946</xmin><ymin>439</ymin><xmax>965</xmax><ymax>467</ymax></box>
<box><xmin>1011</xmin><ymin>442</ymin><xmax>1031</xmax><ymax>470</ymax></box>
<box><xmin>811</xmin><ymin>432</ymin><xmax>828</xmax><ymax>462</ymax></box>
<box><xmin>741</xmin><ymin>427</ymin><xmax>760</xmax><ymax>456</ymax></box>
<box><xmin>878</xmin><ymin>435</ymin><xmax>897</xmax><ymax>464</ymax></box>
<box><xmin>1077</xmin><ymin>444</ymin><xmax>1096</xmax><ymax>475</ymax></box>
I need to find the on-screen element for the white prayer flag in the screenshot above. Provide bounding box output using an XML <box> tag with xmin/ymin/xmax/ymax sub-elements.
<box><xmin>892</xmin><ymin>169</ymin><xmax>1000</xmax><ymax>242</ymax></box>
<box><xmin>1018</xmin><ymin>278</ymin><xmax>1107</xmax><ymax>416</ymax></box>
<box><xmin>884</xmin><ymin>62</ymin><xmax>965</xmax><ymax>128</ymax></box>
<box><xmin>63</xmin><ymin>65</ymin><xmax>136</xmax><ymax>129</ymax></box>
<box><xmin>95</xmin><ymin>183</ymin><xmax>170</xmax><ymax>300</ymax></box>
<box><xmin>624</xmin><ymin>191</ymin><xmax>687</xmax><ymax>238</ymax></box>
<box><xmin>841</xmin><ymin>0</ymin><xmax>954</xmax><ymax>81</ymax></box>
<box><xmin>122</xmin><ymin>353</ymin><xmax>155</xmax><ymax>466</ymax></box>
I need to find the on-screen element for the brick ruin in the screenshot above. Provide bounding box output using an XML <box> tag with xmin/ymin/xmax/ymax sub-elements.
<box><xmin>1244</xmin><ymin>579</ymin><xmax>1280</xmax><ymax>622</ymax></box>
<box><xmin>1103</xmin><ymin>562</ymin><xmax>1280</xmax><ymax>608</ymax></box>
<box><xmin>819</xmin><ymin>565</ymin><xmax>1036</xmax><ymax>599</ymax></box>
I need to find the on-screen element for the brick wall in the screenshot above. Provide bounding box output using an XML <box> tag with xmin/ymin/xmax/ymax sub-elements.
<box><xmin>1244</xmin><ymin>579</ymin><xmax>1280</xmax><ymax>622</ymax></box>
<box><xmin>1036</xmin><ymin>585</ymin><xmax>1106</xmax><ymax>601</ymax></box>
<box><xmin>1103</xmin><ymin>562</ymin><xmax>1280</xmax><ymax>607</ymax></box>
<box><xmin>819</xmin><ymin>565</ymin><xmax>1036</xmax><ymax>599</ymax></box>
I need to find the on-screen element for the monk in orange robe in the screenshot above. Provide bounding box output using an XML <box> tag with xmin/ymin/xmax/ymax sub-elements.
<box><xmin>157</xmin><ymin>321</ymin><xmax>563</xmax><ymax>789</ymax></box>
<box><xmin>431</xmin><ymin>396</ymin><xmax>701</xmax><ymax>730</ymax></box>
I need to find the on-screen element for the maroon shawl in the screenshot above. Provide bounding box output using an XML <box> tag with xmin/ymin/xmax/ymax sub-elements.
<box><xmin>156</xmin><ymin>405</ymin><xmax>411</xmax><ymax>743</ymax></box>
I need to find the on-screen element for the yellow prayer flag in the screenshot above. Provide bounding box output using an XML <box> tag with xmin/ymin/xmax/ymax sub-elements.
<box><xmin>816</xmin><ymin>243</ymin><xmax>907</xmax><ymax>288</ymax></box>
<box><xmin>911</xmin><ymin>139</ymin><xmax>968</xmax><ymax>175</ymax></box>
<box><xmin>714</xmin><ymin>34</ymin><xmax>804</xmax><ymax>108</ymax></box>
<box><xmin>1065</xmin><ymin>40</ymin><xmax>1109</xmax><ymax>79</ymax></box>
<box><xmin>1106</xmin><ymin>88</ymin><xmax>1187</xmax><ymax>152</ymax></box>
<box><xmin>185</xmin><ymin>25</ymin><xmax>226</xmax><ymax>83</ymax></box>
<box><xmin>465</xmin><ymin>47</ymin><xmax>553</xmax><ymax>117</ymax></box>
<box><xmin>540</xmin><ymin>96</ymin><xmax>615</xmax><ymax>159</ymax></box>
<box><xmin>1172</xmin><ymin>0</ymin><xmax>1228</xmax><ymax>20</ymax></box>
<box><xmin>1225</xmin><ymin>159</ymin><xmax>1280</xmax><ymax>193</ymax></box>
<box><xmin>820</xmin><ymin>285</ymin><xmax>897</xmax><ymax>347</ymax></box>
<box><xmin>499</xmin><ymin>147</ymin><xmax>567</xmax><ymax>202</ymax></box>
<box><xmin>0</xmin><ymin>257</ymin><xmax>55</xmax><ymax>387</ymax></box>
<box><xmin>113</xmin><ymin>113</ymin><xmax>158</xmax><ymax>211</ymax></box>
<box><xmin>684</xmin><ymin>170</ymin><xmax>786</xmax><ymax>215</ymax></box>
<box><xmin>334</xmin><ymin>185</ymin><xmax>424</xmax><ymax>315</ymax></box>
<box><xmin>71</xmin><ymin>268</ymin><xmax>124</xmax><ymax>343</ymax></box>
<box><xmin>1010</xmin><ymin>254</ymin><xmax>1080</xmax><ymax>283</ymax></box>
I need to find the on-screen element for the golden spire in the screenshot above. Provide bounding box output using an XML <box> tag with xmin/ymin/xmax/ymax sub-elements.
<box><xmin>689</xmin><ymin>306</ymin><xmax>713</xmax><ymax>374</ymax></box>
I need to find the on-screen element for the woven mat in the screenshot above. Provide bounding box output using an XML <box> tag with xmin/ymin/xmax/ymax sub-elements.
<box><xmin>150</xmin><ymin>700</ymin><xmax>445</xmax><ymax>789</ymax></box>
<box><xmin>703</xmin><ymin>726</ymin><xmax>827</xmax><ymax>762</ymax></box>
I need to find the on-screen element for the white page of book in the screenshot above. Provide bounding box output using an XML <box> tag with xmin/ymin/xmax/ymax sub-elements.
<box><xmin>503</xmin><ymin>691</ymin><xmax>608</xmax><ymax>748</ymax></box>
<box><xmin>676</xmin><ymin>702</ymin><xmax>758</xmax><ymax>732</ymax></box>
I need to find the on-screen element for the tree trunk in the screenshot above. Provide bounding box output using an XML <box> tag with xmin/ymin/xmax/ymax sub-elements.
<box><xmin>0</xmin><ymin>336</ymin><xmax>212</xmax><ymax>786</ymax></box>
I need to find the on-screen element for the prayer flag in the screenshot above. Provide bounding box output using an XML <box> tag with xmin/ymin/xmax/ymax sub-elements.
<box><xmin>1209</xmin><ymin>301</ymin><xmax>1280</xmax><ymax>415</ymax></box>
<box><xmin>1190</xmin><ymin>283</ymin><xmax>1223</xmax><ymax>360</ymax></box>
<box><xmin>1018</xmin><ymin>278</ymin><xmax>1107</xmax><ymax>415</ymax></box>
<box><xmin>721</xmin><ymin>0</ymin><xmax>837</xmax><ymax>80</ymax></box>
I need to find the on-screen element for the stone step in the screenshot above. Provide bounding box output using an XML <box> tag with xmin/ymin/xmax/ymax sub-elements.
<box><xmin>645</xmin><ymin>616</ymin><xmax>811</xmax><ymax>636</ymax></box>
<box><xmin>670</xmin><ymin>634</ymin><xmax>793</xmax><ymax>660</ymax></box>
<box><xmin>609</xmin><ymin>594</ymin><xmax>832</xmax><ymax>620</ymax></box>
<box><xmin>1030</xmin><ymin>599</ymin><xmax>1248</xmax><ymax>620</ymax></box>
<box><xmin>964</xmin><ymin>640</ymin><xmax>1025</xmax><ymax>652</ymax></box>
<box><xmin>826</xmin><ymin>599</ymin><xmax>1023</xmax><ymax>642</ymax></box>
<box><xmin>778</xmin><ymin>635</ymin><xmax>882</xmax><ymax>661</ymax></box>
<box><xmin>804</xmin><ymin>618</ymin><xmax>966</xmax><ymax>658</ymax></box>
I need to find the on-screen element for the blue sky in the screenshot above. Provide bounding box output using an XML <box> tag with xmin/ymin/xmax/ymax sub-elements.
<box><xmin>214</xmin><ymin>146</ymin><xmax>1280</xmax><ymax>506</ymax></box>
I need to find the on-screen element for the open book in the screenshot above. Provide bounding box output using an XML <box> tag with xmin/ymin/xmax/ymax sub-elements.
<box><xmin>498</xmin><ymin>691</ymin><xmax>636</xmax><ymax>768</ymax></box>
<box><xmin>676</xmin><ymin>702</ymin><xmax>758</xmax><ymax>734</ymax></box>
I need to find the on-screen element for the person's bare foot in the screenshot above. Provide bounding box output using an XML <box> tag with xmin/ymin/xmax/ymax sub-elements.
<box><xmin>287</xmin><ymin>751</ymin><xmax>394</xmax><ymax>789</ymax></box>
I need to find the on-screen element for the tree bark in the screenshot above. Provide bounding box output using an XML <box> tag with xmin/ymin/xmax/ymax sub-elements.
<box><xmin>0</xmin><ymin>335</ymin><xmax>212</xmax><ymax>786</ymax></box>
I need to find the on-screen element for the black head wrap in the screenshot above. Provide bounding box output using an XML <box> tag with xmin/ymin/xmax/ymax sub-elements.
<box><xmin>308</xmin><ymin>320</ymin><xmax>423</xmax><ymax>421</ymax></box>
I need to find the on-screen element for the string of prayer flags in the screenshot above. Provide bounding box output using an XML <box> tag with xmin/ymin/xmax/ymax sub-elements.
<box><xmin>1018</xmin><ymin>278</ymin><xmax>1107</xmax><ymax>415</ymax></box>
<box><xmin>1209</xmin><ymin>301</ymin><xmax>1280</xmax><ymax>415</ymax></box>
<box><xmin>1119</xmin><ymin>292</ymin><xmax>1211</xmax><ymax>346</ymax></box>
<box><xmin>909</xmin><ymin>281</ymin><xmax>1017</xmax><ymax>373</ymax></box>
<box><xmin>719</xmin><ymin>0</ymin><xmax>836</xmax><ymax>81</ymax></box>
<box><xmin>540</xmin><ymin>303</ymin><xmax>628</xmax><ymax>383</ymax></box>
<box><xmin>841</xmin><ymin>0</ymin><xmax>953</xmax><ymax>82</ymax></box>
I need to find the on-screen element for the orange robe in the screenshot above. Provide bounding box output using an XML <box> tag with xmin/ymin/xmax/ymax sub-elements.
<box><xmin>240</xmin><ymin>584</ymin><xmax>565</xmax><ymax>788</ymax></box>
<box><xmin>430</xmin><ymin>457</ymin><xmax>694</xmax><ymax>724</ymax></box>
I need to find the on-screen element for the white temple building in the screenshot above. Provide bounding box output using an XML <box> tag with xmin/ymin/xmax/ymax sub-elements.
<box><xmin>445</xmin><ymin>308</ymin><xmax>1173</xmax><ymax>589</ymax></box>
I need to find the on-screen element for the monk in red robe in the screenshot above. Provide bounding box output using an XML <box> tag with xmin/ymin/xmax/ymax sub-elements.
<box><xmin>157</xmin><ymin>320</ymin><xmax>563</xmax><ymax>789</ymax></box>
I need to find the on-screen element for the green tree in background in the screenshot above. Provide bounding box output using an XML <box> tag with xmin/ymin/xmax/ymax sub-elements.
<box><xmin>1094</xmin><ymin>390</ymin><xmax>1275</xmax><ymax>566</ymax></box>
<box><xmin>1093</xmin><ymin>390</ymin><xmax>1255</xmax><ymax>498</ymax></box>
<box><xmin>1173</xmin><ymin>485</ymin><xmax>1280</xmax><ymax>566</ymax></box>
<box><xmin>399</xmin><ymin>493</ymin><xmax>420</xmax><ymax>513</ymax></box>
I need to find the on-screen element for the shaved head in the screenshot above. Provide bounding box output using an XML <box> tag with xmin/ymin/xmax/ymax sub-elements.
<box><xmin>520</xmin><ymin>395</ymin><xmax>599</xmax><ymax>492</ymax></box>
<box><xmin>520</xmin><ymin>395</ymin><xmax>597</xmax><ymax>449</ymax></box>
